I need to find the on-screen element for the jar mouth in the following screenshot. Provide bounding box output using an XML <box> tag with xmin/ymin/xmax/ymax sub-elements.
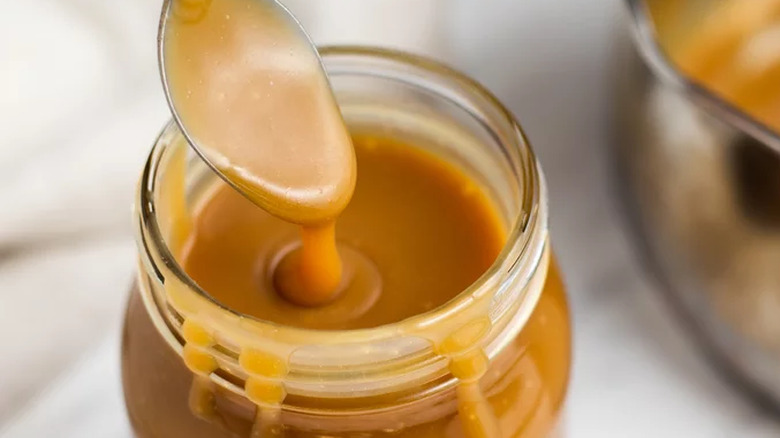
<box><xmin>139</xmin><ymin>45</ymin><xmax>543</xmax><ymax>340</ymax></box>
<box><xmin>136</xmin><ymin>46</ymin><xmax>549</xmax><ymax>403</ymax></box>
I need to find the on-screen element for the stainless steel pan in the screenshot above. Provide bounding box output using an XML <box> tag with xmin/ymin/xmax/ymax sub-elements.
<box><xmin>615</xmin><ymin>0</ymin><xmax>780</xmax><ymax>408</ymax></box>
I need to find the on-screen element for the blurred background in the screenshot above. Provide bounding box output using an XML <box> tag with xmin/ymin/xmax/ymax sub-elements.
<box><xmin>1</xmin><ymin>0</ymin><xmax>780</xmax><ymax>436</ymax></box>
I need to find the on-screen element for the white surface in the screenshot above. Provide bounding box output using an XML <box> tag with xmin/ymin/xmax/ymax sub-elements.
<box><xmin>1</xmin><ymin>0</ymin><xmax>779</xmax><ymax>437</ymax></box>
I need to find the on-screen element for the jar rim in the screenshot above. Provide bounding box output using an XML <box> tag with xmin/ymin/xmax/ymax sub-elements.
<box><xmin>138</xmin><ymin>46</ymin><xmax>544</xmax><ymax>342</ymax></box>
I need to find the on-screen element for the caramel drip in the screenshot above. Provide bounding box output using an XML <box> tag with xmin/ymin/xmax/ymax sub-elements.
<box><xmin>274</xmin><ymin>222</ymin><xmax>343</xmax><ymax>306</ymax></box>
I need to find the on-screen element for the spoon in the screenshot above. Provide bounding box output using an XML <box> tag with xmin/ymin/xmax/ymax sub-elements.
<box><xmin>156</xmin><ymin>0</ymin><xmax>356</xmax><ymax>225</ymax></box>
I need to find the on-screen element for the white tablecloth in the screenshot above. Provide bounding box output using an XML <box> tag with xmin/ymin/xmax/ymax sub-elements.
<box><xmin>1</xmin><ymin>0</ymin><xmax>779</xmax><ymax>436</ymax></box>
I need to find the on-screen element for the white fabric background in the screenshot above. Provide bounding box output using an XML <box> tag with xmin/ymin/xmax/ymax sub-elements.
<box><xmin>0</xmin><ymin>0</ymin><xmax>779</xmax><ymax>436</ymax></box>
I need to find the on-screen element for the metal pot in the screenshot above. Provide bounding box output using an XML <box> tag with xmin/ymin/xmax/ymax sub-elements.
<box><xmin>614</xmin><ymin>0</ymin><xmax>780</xmax><ymax>408</ymax></box>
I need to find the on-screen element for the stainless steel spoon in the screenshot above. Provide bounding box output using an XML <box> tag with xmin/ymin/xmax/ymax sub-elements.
<box><xmin>156</xmin><ymin>0</ymin><xmax>325</xmax><ymax>207</ymax></box>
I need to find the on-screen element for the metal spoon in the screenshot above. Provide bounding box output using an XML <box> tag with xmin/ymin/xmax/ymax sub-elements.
<box><xmin>156</xmin><ymin>0</ymin><xmax>334</xmax><ymax>218</ymax></box>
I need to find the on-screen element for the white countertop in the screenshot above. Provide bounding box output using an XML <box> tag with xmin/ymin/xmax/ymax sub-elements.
<box><xmin>1</xmin><ymin>0</ymin><xmax>779</xmax><ymax>436</ymax></box>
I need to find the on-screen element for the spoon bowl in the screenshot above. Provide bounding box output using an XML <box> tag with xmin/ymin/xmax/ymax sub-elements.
<box><xmin>156</xmin><ymin>0</ymin><xmax>354</xmax><ymax>225</ymax></box>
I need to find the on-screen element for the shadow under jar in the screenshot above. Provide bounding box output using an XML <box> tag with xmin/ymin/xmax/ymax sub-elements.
<box><xmin>122</xmin><ymin>47</ymin><xmax>570</xmax><ymax>438</ymax></box>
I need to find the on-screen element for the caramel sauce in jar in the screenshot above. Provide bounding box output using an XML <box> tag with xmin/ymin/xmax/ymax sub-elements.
<box><xmin>122</xmin><ymin>47</ymin><xmax>570</xmax><ymax>437</ymax></box>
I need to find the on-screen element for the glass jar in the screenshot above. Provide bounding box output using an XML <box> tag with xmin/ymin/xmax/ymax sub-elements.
<box><xmin>122</xmin><ymin>47</ymin><xmax>570</xmax><ymax>437</ymax></box>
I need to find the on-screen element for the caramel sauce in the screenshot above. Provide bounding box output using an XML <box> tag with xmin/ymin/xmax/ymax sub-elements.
<box><xmin>181</xmin><ymin>133</ymin><xmax>505</xmax><ymax>329</ymax></box>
